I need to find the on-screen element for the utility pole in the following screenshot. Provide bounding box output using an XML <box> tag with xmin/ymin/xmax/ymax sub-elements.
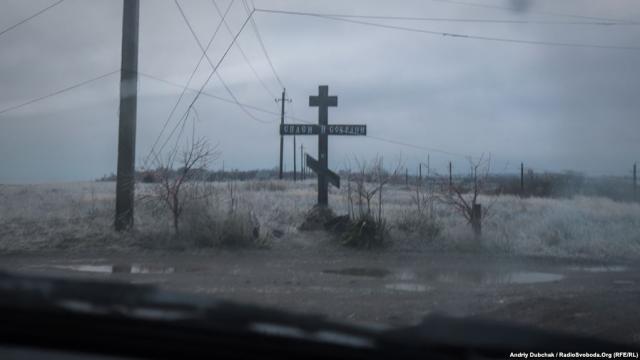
<box><xmin>276</xmin><ymin>88</ymin><xmax>291</xmax><ymax>180</ymax></box>
<box><xmin>300</xmin><ymin>144</ymin><xmax>304</xmax><ymax>180</ymax></box>
<box><xmin>115</xmin><ymin>0</ymin><xmax>140</xmax><ymax>231</ymax></box>
<box><xmin>293</xmin><ymin>136</ymin><xmax>297</xmax><ymax>181</ymax></box>
<box><xmin>419</xmin><ymin>163</ymin><xmax>422</xmax><ymax>181</ymax></box>
<box><xmin>521</xmin><ymin>162</ymin><xmax>524</xmax><ymax>197</ymax></box>
<box><xmin>449</xmin><ymin>161</ymin><xmax>453</xmax><ymax>188</ymax></box>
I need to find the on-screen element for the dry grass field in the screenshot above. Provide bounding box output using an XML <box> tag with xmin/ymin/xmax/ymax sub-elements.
<box><xmin>1</xmin><ymin>180</ymin><xmax>639</xmax><ymax>260</ymax></box>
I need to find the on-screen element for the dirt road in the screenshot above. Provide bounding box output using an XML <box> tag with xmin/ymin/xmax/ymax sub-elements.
<box><xmin>1</xmin><ymin>249</ymin><xmax>638</xmax><ymax>345</ymax></box>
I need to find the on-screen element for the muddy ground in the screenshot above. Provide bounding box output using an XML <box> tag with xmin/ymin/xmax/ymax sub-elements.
<box><xmin>1</xmin><ymin>245</ymin><xmax>639</xmax><ymax>346</ymax></box>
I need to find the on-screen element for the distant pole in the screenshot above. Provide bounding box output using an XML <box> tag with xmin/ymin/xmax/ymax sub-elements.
<box><xmin>277</xmin><ymin>89</ymin><xmax>285</xmax><ymax>179</ymax></box>
<box><xmin>427</xmin><ymin>154</ymin><xmax>430</xmax><ymax>178</ymax></box>
<box><xmin>300</xmin><ymin>143</ymin><xmax>304</xmax><ymax>180</ymax></box>
<box><xmin>449</xmin><ymin>161</ymin><xmax>453</xmax><ymax>188</ymax></box>
<box><xmin>520</xmin><ymin>162</ymin><xmax>524</xmax><ymax>197</ymax></box>
<box><xmin>419</xmin><ymin>163</ymin><xmax>422</xmax><ymax>181</ymax></box>
<box><xmin>405</xmin><ymin>168</ymin><xmax>409</xmax><ymax>186</ymax></box>
<box><xmin>114</xmin><ymin>0</ymin><xmax>140</xmax><ymax>232</ymax></box>
<box><xmin>293</xmin><ymin>136</ymin><xmax>297</xmax><ymax>181</ymax></box>
<box><xmin>276</xmin><ymin>89</ymin><xmax>291</xmax><ymax>179</ymax></box>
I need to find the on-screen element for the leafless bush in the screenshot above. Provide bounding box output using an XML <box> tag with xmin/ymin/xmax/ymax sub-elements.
<box><xmin>342</xmin><ymin>156</ymin><xmax>401</xmax><ymax>248</ymax></box>
<box><xmin>149</xmin><ymin>137</ymin><xmax>219</xmax><ymax>236</ymax></box>
<box><xmin>396</xmin><ymin>175</ymin><xmax>442</xmax><ymax>239</ymax></box>
<box><xmin>437</xmin><ymin>154</ymin><xmax>498</xmax><ymax>237</ymax></box>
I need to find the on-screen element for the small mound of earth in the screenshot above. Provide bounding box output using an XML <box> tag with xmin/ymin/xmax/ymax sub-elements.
<box><xmin>298</xmin><ymin>206</ymin><xmax>350</xmax><ymax>233</ymax></box>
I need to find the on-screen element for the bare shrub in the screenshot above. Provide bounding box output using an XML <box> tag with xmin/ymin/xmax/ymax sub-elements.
<box><xmin>395</xmin><ymin>169</ymin><xmax>442</xmax><ymax>240</ymax></box>
<box><xmin>438</xmin><ymin>154</ymin><xmax>497</xmax><ymax>238</ymax></box>
<box><xmin>342</xmin><ymin>156</ymin><xmax>400</xmax><ymax>248</ymax></box>
<box><xmin>149</xmin><ymin>137</ymin><xmax>219</xmax><ymax>236</ymax></box>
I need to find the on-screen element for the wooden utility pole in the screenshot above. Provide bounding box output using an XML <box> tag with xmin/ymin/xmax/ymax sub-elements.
<box><xmin>114</xmin><ymin>0</ymin><xmax>140</xmax><ymax>231</ymax></box>
<box><xmin>277</xmin><ymin>88</ymin><xmax>291</xmax><ymax>180</ymax></box>
<box><xmin>304</xmin><ymin>151</ymin><xmax>307</xmax><ymax>179</ymax></box>
<box><xmin>419</xmin><ymin>163</ymin><xmax>422</xmax><ymax>181</ymax></box>
<box><xmin>449</xmin><ymin>161</ymin><xmax>453</xmax><ymax>188</ymax></box>
<box><xmin>293</xmin><ymin>135</ymin><xmax>297</xmax><ymax>181</ymax></box>
<box><xmin>300</xmin><ymin>144</ymin><xmax>304</xmax><ymax>180</ymax></box>
<box><xmin>427</xmin><ymin>154</ymin><xmax>430</xmax><ymax>177</ymax></box>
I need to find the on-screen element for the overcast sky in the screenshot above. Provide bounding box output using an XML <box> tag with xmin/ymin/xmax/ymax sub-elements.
<box><xmin>1</xmin><ymin>0</ymin><xmax>639</xmax><ymax>183</ymax></box>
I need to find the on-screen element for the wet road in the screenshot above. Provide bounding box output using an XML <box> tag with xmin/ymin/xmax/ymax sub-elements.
<box><xmin>2</xmin><ymin>250</ymin><xmax>639</xmax><ymax>345</ymax></box>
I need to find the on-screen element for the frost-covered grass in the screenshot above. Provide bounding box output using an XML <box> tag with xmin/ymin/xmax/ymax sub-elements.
<box><xmin>1</xmin><ymin>181</ymin><xmax>639</xmax><ymax>259</ymax></box>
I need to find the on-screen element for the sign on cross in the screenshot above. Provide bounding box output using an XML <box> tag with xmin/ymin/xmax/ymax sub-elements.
<box><xmin>279</xmin><ymin>85</ymin><xmax>366</xmax><ymax>207</ymax></box>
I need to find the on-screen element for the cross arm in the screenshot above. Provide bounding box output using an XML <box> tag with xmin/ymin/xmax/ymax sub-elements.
<box><xmin>306</xmin><ymin>154</ymin><xmax>340</xmax><ymax>188</ymax></box>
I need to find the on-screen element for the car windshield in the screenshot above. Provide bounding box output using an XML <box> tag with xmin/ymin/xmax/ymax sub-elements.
<box><xmin>1</xmin><ymin>0</ymin><xmax>639</xmax><ymax>349</ymax></box>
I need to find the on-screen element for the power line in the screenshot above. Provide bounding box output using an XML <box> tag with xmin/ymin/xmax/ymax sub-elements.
<box><xmin>431</xmin><ymin>0</ymin><xmax>635</xmax><ymax>24</ymax></box>
<box><xmin>253</xmin><ymin>9</ymin><xmax>637</xmax><ymax>26</ymax></box>
<box><xmin>174</xmin><ymin>0</ymin><xmax>267</xmax><ymax>123</ymax></box>
<box><xmin>0</xmin><ymin>0</ymin><xmax>65</xmax><ymax>38</ymax></box>
<box><xmin>144</xmin><ymin>0</ymin><xmax>234</xmax><ymax>166</ymax></box>
<box><xmin>210</xmin><ymin>0</ymin><xmax>277</xmax><ymax>98</ymax></box>
<box><xmin>214</xmin><ymin>72</ymin><xmax>271</xmax><ymax>123</ymax></box>
<box><xmin>137</xmin><ymin>71</ymin><xmax>534</xmax><ymax>170</ymax></box>
<box><xmin>152</xmin><ymin>10</ymin><xmax>256</xmax><ymax>161</ymax></box>
<box><xmin>255</xmin><ymin>8</ymin><xmax>640</xmax><ymax>51</ymax></box>
<box><xmin>138</xmin><ymin>72</ymin><xmax>468</xmax><ymax>157</ymax></box>
<box><xmin>0</xmin><ymin>69</ymin><xmax>119</xmax><ymax>116</ymax></box>
<box><xmin>366</xmin><ymin>135</ymin><xmax>472</xmax><ymax>159</ymax></box>
<box><xmin>138</xmin><ymin>71</ymin><xmax>280</xmax><ymax>119</ymax></box>
<box><xmin>142</xmin><ymin>75</ymin><xmax>625</xmax><ymax>177</ymax></box>
<box><xmin>242</xmin><ymin>0</ymin><xmax>286</xmax><ymax>89</ymax></box>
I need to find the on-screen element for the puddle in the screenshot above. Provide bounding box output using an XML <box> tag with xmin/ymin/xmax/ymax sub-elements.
<box><xmin>385</xmin><ymin>283</ymin><xmax>428</xmax><ymax>292</ymax></box>
<box><xmin>323</xmin><ymin>267</ymin><xmax>391</xmax><ymax>278</ymax></box>
<box><xmin>49</xmin><ymin>264</ymin><xmax>175</xmax><ymax>275</ymax></box>
<box><xmin>323</xmin><ymin>267</ymin><xmax>563</xmax><ymax>285</ymax></box>
<box><xmin>434</xmin><ymin>271</ymin><xmax>564</xmax><ymax>285</ymax></box>
<box><xmin>613</xmin><ymin>280</ymin><xmax>635</xmax><ymax>286</ymax></box>
<box><xmin>568</xmin><ymin>265</ymin><xmax>628</xmax><ymax>273</ymax></box>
